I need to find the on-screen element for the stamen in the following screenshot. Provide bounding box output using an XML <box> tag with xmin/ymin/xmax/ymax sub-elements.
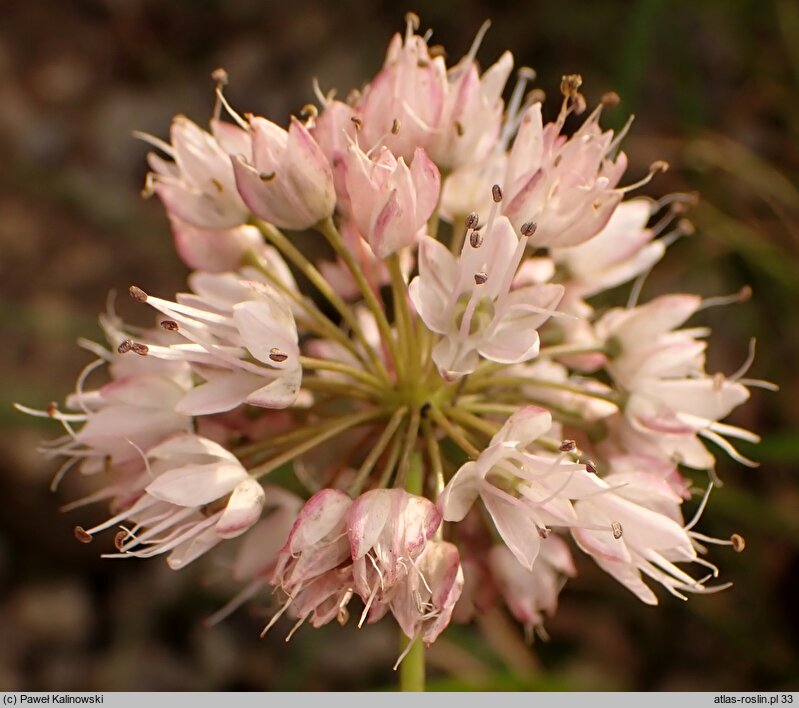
<box><xmin>351</xmin><ymin>116</ymin><xmax>363</xmax><ymax>131</ymax></box>
<box><xmin>74</xmin><ymin>526</ymin><xmax>93</xmax><ymax>544</ymax></box>
<box><xmin>611</xmin><ymin>521</ymin><xmax>623</xmax><ymax>539</ymax></box>
<box><xmin>391</xmin><ymin>118</ymin><xmax>401</xmax><ymax>135</ymax></box>
<box><xmin>269</xmin><ymin>348</ymin><xmax>288</xmax><ymax>363</ymax></box>
<box><xmin>473</xmin><ymin>272</ymin><xmax>488</xmax><ymax>285</ymax></box>
<box><xmin>601</xmin><ymin>91</ymin><xmax>620</xmax><ymax>108</ymax></box>
<box><xmin>698</xmin><ymin>286</ymin><xmax>752</xmax><ymax>312</ymax></box>
<box><xmin>465</xmin><ymin>212</ymin><xmax>479</xmax><ymax>229</ymax></box>
<box><xmin>559</xmin><ymin>439</ymin><xmax>576</xmax><ymax>452</ymax></box>
<box><xmin>731</xmin><ymin>533</ymin><xmax>746</xmax><ymax>552</ymax></box>
<box><xmin>584</xmin><ymin>460</ymin><xmax>597</xmax><ymax>474</ymax></box>
<box><xmin>560</xmin><ymin>74</ymin><xmax>582</xmax><ymax>98</ymax></box>
<box><xmin>129</xmin><ymin>285</ymin><xmax>148</xmax><ymax>303</ymax></box>
<box><xmin>469</xmin><ymin>230</ymin><xmax>483</xmax><ymax>248</ymax></box>
<box><xmin>520</xmin><ymin>221</ymin><xmax>537</xmax><ymax>237</ymax></box>
<box><xmin>130</xmin><ymin>342</ymin><xmax>150</xmax><ymax>356</ymax></box>
<box><xmin>160</xmin><ymin>320</ymin><xmax>179</xmax><ymax>332</ymax></box>
<box><xmin>492</xmin><ymin>184</ymin><xmax>503</xmax><ymax>203</ymax></box>
<box><xmin>684</xmin><ymin>483</ymin><xmax>714</xmax><ymax>531</ymax></box>
<box><xmin>117</xmin><ymin>339</ymin><xmax>133</xmax><ymax>354</ymax></box>
<box><xmin>259</xmin><ymin>171</ymin><xmax>276</xmax><ymax>182</ymax></box>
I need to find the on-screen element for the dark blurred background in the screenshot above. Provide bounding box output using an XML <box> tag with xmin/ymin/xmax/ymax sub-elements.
<box><xmin>1</xmin><ymin>0</ymin><xmax>797</xmax><ymax>691</ymax></box>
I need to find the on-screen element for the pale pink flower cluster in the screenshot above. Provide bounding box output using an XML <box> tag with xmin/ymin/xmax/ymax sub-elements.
<box><xmin>22</xmin><ymin>14</ymin><xmax>769</xmax><ymax>666</ymax></box>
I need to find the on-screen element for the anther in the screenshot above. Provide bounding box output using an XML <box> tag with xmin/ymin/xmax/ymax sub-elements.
<box><xmin>713</xmin><ymin>372</ymin><xmax>726</xmax><ymax>390</ymax></box>
<box><xmin>114</xmin><ymin>531</ymin><xmax>128</xmax><ymax>551</ymax></box>
<box><xmin>537</xmin><ymin>526</ymin><xmax>552</xmax><ymax>539</ymax></box>
<box><xmin>259</xmin><ymin>171</ymin><xmax>276</xmax><ymax>182</ymax></box>
<box><xmin>560</xmin><ymin>74</ymin><xmax>583</xmax><ymax>98</ymax></box>
<box><xmin>559</xmin><ymin>439</ymin><xmax>576</xmax><ymax>452</ymax></box>
<box><xmin>160</xmin><ymin>320</ymin><xmax>179</xmax><ymax>332</ymax></box>
<box><xmin>520</xmin><ymin>221</ymin><xmax>537</xmax><ymax>237</ymax></box>
<box><xmin>474</xmin><ymin>272</ymin><xmax>488</xmax><ymax>285</ymax></box>
<box><xmin>47</xmin><ymin>401</ymin><xmax>58</xmax><ymax>417</ymax></box>
<box><xmin>677</xmin><ymin>218</ymin><xmax>695</xmax><ymax>236</ymax></box>
<box><xmin>585</xmin><ymin>460</ymin><xmax>597</xmax><ymax>474</ymax></box>
<box><xmin>405</xmin><ymin>11</ymin><xmax>420</xmax><ymax>30</ymax></box>
<box><xmin>74</xmin><ymin>526</ymin><xmax>93</xmax><ymax>544</ymax></box>
<box><xmin>611</xmin><ymin>521</ymin><xmax>623</xmax><ymax>539</ymax></box>
<box><xmin>737</xmin><ymin>285</ymin><xmax>752</xmax><ymax>303</ymax></box>
<box><xmin>492</xmin><ymin>184</ymin><xmax>503</xmax><ymax>203</ymax></box>
<box><xmin>572</xmin><ymin>93</ymin><xmax>587</xmax><ymax>115</ymax></box>
<box><xmin>518</xmin><ymin>67</ymin><xmax>537</xmax><ymax>82</ymax></box>
<box><xmin>211</xmin><ymin>68</ymin><xmax>229</xmax><ymax>86</ymax></box>
<box><xmin>730</xmin><ymin>533</ymin><xmax>746</xmax><ymax>552</ymax></box>
<box><xmin>269</xmin><ymin>348</ymin><xmax>288</xmax><ymax>363</ymax></box>
<box><xmin>469</xmin><ymin>230</ymin><xmax>483</xmax><ymax>248</ymax></box>
<box><xmin>601</xmin><ymin>91</ymin><xmax>620</xmax><ymax>108</ymax></box>
<box><xmin>300</xmin><ymin>103</ymin><xmax>319</xmax><ymax>119</ymax></box>
<box><xmin>346</xmin><ymin>89</ymin><xmax>361</xmax><ymax>106</ymax></box>
<box><xmin>130</xmin><ymin>342</ymin><xmax>150</xmax><ymax>356</ymax></box>
<box><xmin>391</xmin><ymin>118</ymin><xmax>401</xmax><ymax>135</ymax></box>
<box><xmin>650</xmin><ymin>160</ymin><xmax>669</xmax><ymax>174</ymax></box>
<box><xmin>465</xmin><ymin>212</ymin><xmax>479</xmax><ymax>229</ymax></box>
<box><xmin>211</xmin><ymin>178</ymin><xmax>224</xmax><ymax>193</ymax></box>
<box><xmin>350</xmin><ymin>116</ymin><xmax>363</xmax><ymax>131</ymax></box>
<box><xmin>454</xmin><ymin>120</ymin><xmax>464</xmax><ymax>137</ymax></box>
<box><xmin>117</xmin><ymin>339</ymin><xmax>133</xmax><ymax>354</ymax></box>
<box><xmin>528</xmin><ymin>88</ymin><xmax>546</xmax><ymax>104</ymax></box>
<box><xmin>429</xmin><ymin>45</ymin><xmax>446</xmax><ymax>59</ymax></box>
<box><xmin>129</xmin><ymin>285</ymin><xmax>148</xmax><ymax>303</ymax></box>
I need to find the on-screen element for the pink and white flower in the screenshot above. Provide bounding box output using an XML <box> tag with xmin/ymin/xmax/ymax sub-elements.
<box><xmin>141</xmin><ymin>116</ymin><xmax>250</xmax><ymax>229</ymax></box>
<box><xmin>488</xmin><ymin>536</ymin><xmax>575</xmax><ymax>638</ymax></box>
<box><xmin>409</xmin><ymin>215</ymin><xmax>564</xmax><ymax>379</ymax></box>
<box><xmin>231</xmin><ymin>116</ymin><xmax>335</xmax><ymax>230</ymax></box>
<box><xmin>343</xmin><ymin>143</ymin><xmax>440</xmax><ymax>259</ymax></box>
<box><xmin>130</xmin><ymin>270</ymin><xmax>302</xmax><ymax>415</ymax></box>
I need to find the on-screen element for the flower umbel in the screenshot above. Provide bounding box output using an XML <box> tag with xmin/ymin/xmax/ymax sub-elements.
<box><xmin>21</xmin><ymin>13</ymin><xmax>768</xmax><ymax>682</ymax></box>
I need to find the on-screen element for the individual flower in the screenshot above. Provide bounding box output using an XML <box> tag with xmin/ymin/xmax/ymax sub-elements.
<box><xmin>346</xmin><ymin>488</ymin><xmax>441</xmax><ymax>620</ymax></box>
<box><xmin>439</xmin><ymin>406</ymin><xmax>603</xmax><ymax>569</ymax></box>
<box><xmin>388</xmin><ymin>540</ymin><xmax>464</xmax><ymax>655</ymax></box>
<box><xmin>425</xmin><ymin>24</ymin><xmax>514</xmax><ymax>170</ymax></box>
<box><xmin>82</xmin><ymin>433</ymin><xmax>265</xmax><ymax>568</ymax></box>
<box><xmin>551</xmin><ymin>198</ymin><xmax>665</xmax><ymax>298</ymax></box>
<box><xmin>488</xmin><ymin>536</ymin><xmax>575</xmax><ymax>639</ymax></box>
<box><xmin>355</xmin><ymin>14</ymin><xmax>447</xmax><ymax>161</ymax></box>
<box><xmin>231</xmin><ymin>116</ymin><xmax>336</xmax><ymax>230</ymax></box>
<box><xmin>343</xmin><ymin>143</ymin><xmax>440</xmax><ymax>259</ymax></box>
<box><xmin>409</xmin><ymin>214</ymin><xmax>564</xmax><ymax>379</ymax></box>
<box><xmin>141</xmin><ymin>116</ymin><xmax>250</xmax><ymax>229</ymax></box>
<box><xmin>268</xmin><ymin>489</ymin><xmax>355</xmax><ymax>634</ymax></box>
<box><xmin>127</xmin><ymin>269</ymin><xmax>302</xmax><ymax>414</ymax></box>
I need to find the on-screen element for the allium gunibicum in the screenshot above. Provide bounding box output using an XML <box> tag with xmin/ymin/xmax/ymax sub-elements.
<box><xmin>22</xmin><ymin>14</ymin><xmax>770</xmax><ymax>674</ymax></box>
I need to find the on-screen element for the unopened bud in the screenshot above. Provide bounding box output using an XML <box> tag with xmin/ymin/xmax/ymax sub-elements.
<box><xmin>491</xmin><ymin>184</ymin><xmax>503</xmax><ymax>203</ymax></box>
<box><xmin>129</xmin><ymin>285</ymin><xmax>148</xmax><ymax>303</ymax></box>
